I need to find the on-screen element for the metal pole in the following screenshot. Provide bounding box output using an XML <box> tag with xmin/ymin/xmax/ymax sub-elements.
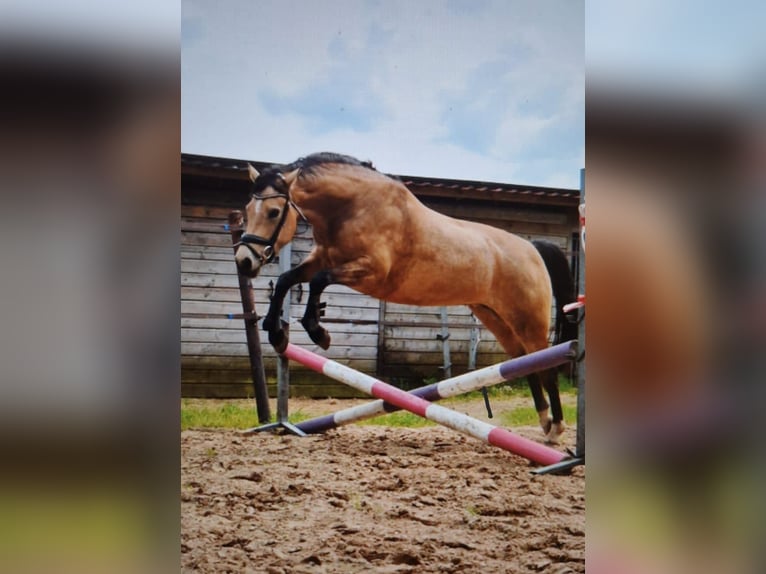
<box><xmin>532</xmin><ymin>168</ymin><xmax>585</xmax><ymax>475</ymax></box>
<box><xmin>228</xmin><ymin>211</ymin><xmax>271</xmax><ymax>424</ymax></box>
<box><xmin>468</xmin><ymin>313</ymin><xmax>480</xmax><ymax>371</ymax></box>
<box><xmin>276</xmin><ymin>242</ymin><xmax>291</xmax><ymax>422</ymax></box>
<box><xmin>375</xmin><ymin>301</ymin><xmax>387</xmax><ymax>377</ymax></box>
<box><xmin>437</xmin><ymin>307</ymin><xmax>452</xmax><ymax>379</ymax></box>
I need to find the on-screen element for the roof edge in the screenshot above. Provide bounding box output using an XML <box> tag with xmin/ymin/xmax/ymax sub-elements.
<box><xmin>181</xmin><ymin>152</ymin><xmax>580</xmax><ymax>199</ymax></box>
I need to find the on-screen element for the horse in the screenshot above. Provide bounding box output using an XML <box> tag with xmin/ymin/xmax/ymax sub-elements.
<box><xmin>234</xmin><ymin>153</ymin><xmax>576</xmax><ymax>443</ymax></box>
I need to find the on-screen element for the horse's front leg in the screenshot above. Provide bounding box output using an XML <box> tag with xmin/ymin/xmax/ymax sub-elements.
<box><xmin>301</xmin><ymin>270</ymin><xmax>333</xmax><ymax>349</ymax></box>
<box><xmin>262</xmin><ymin>260</ymin><xmax>319</xmax><ymax>353</ymax></box>
<box><xmin>301</xmin><ymin>261</ymin><xmax>374</xmax><ymax>350</ymax></box>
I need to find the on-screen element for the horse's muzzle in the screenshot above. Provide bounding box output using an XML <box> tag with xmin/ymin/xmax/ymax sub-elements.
<box><xmin>234</xmin><ymin>245</ymin><xmax>262</xmax><ymax>278</ymax></box>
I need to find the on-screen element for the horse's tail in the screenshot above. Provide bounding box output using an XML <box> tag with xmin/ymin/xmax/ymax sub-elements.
<box><xmin>532</xmin><ymin>240</ymin><xmax>577</xmax><ymax>344</ymax></box>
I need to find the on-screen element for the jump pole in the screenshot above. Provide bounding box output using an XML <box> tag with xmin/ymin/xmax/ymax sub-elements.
<box><xmin>279</xmin><ymin>343</ymin><xmax>568</xmax><ymax>467</ymax></box>
<box><xmin>289</xmin><ymin>340</ymin><xmax>576</xmax><ymax>435</ymax></box>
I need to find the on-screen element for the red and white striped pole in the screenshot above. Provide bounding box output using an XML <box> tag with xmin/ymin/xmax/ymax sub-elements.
<box><xmin>283</xmin><ymin>344</ymin><xmax>567</xmax><ymax>467</ymax></box>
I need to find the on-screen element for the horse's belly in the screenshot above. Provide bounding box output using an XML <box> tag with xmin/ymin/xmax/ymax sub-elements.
<box><xmin>364</xmin><ymin>273</ymin><xmax>483</xmax><ymax>307</ymax></box>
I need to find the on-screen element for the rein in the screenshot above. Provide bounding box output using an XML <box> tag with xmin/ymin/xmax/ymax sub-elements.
<box><xmin>235</xmin><ymin>185</ymin><xmax>306</xmax><ymax>265</ymax></box>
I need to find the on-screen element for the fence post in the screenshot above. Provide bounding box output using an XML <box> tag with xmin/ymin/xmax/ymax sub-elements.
<box><xmin>276</xmin><ymin>242</ymin><xmax>291</xmax><ymax>422</ymax></box>
<box><xmin>241</xmin><ymin>239</ymin><xmax>306</xmax><ymax>436</ymax></box>
<box><xmin>228</xmin><ymin>210</ymin><xmax>271</xmax><ymax>424</ymax></box>
<box><xmin>532</xmin><ymin>168</ymin><xmax>585</xmax><ymax>475</ymax></box>
<box><xmin>437</xmin><ymin>307</ymin><xmax>452</xmax><ymax>379</ymax></box>
<box><xmin>468</xmin><ymin>313</ymin><xmax>481</xmax><ymax>371</ymax></box>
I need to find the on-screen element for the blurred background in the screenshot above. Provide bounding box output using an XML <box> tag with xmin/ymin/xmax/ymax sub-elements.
<box><xmin>0</xmin><ymin>1</ymin><xmax>764</xmax><ymax>572</ymax></box>
<box><xmin>0</xmin><ymin>2</ymin><xmax>179</xmax><ymax>573</ymax></box>
<box><xmin>587</xmin><ymin>2</ymin><xmax>766</xmax><ymax>573</ymax></box>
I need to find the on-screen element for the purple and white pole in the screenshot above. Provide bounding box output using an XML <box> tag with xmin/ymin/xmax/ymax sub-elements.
<box><xmin>281</xmin><ymin>343</ymin><xmax>571</xmax><ymax>466</ymax></box>
<box><xmin>295</xmin><ymin>341</ymin><xmax>576</xmax><ymax>435</ymax></box>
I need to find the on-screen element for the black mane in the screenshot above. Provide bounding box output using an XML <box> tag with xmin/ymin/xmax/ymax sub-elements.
<box><xmin>250</xmin><ymin>166</ymin><xmax>289</xmax><ymax>195</ymax></box>
<box><xmin>251</xmin><ymin>152</ymin><xmax>378</xmax><ymax>195</ymax></box>
<box><xmin>288</xmin><ymin>152</ymin><xmax>376</xmax><ymax>175</ymax></box>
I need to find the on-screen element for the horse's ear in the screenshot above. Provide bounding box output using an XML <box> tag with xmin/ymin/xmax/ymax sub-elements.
<box><xmin>281</xmin><ymin>168</ymin><xmax>300</xmax><ymax>187</ymax></box>
<box><xmin>247</xmin><ymin>164</ymin><xmax>260</xmax><ymax>182</ymax></box>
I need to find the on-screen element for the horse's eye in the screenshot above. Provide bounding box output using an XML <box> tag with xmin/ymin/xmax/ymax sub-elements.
<box><xmin>267</xmin><ymin>208</ymin><xmax>281</xmax><ymax>219</ymax></box>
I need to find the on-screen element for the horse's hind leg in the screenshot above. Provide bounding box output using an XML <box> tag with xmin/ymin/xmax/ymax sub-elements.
<box><xmin>525</xmin><ymin>372</ymin><xmax>552</xmax><ymax>433</ymax></box>
<box><xmin>469</xmin><ymin>304</ymin><xmax>557</xmax><ymax>440</ymax></box>
<box><xmin>540</xmin><ymin>368</ymin><xmax>565</xmax><ymax>443</ymax></box>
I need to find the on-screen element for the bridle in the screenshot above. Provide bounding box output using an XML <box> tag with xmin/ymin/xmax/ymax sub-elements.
<box><xmin>234</xmin><ymin>175</ymin><xmax>306</xmax><ymax>265</ymax></box>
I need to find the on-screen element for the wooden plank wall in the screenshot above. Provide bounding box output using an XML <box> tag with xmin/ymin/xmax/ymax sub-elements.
<box><xmin>182</xmin><ymin>201</ymin><xmax>380</xmax><ymax>398</ymax></box>
<box><xmin>182</xmin><ymin>191</ymin><xmax>575</xmax><ymax>398</ymax></box>
<box><xmin>380</xmin><ymin>303</ymin><xmax>506</xmax><ymax>385</ymax></box>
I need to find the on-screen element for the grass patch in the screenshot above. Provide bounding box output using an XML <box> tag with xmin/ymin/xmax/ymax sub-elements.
<box><xmin>181</xmin><ymin>372</ymin><xmax>578</xmax><ymax>431</ymax></box>
<box><xmin>357</xmin><ymin>403</ymin><xmax>577</xmax><ymax>430</ymax></box>
<box><xmin>412</xmin><ymin>373</ymin><xmax>577</xmax><ymax>406</ymax></box>
<box><xmin>358</xmin><ymin>411</ymin><xmax>435</xmax><ymax>428</ymax></box>
<box><xmin>181</xmin><ymin>401</ymin><xmax>258</xmax><ymax>430</ymax></box>
<box><xmin>465</xmin><ymin>505</ymin><xmax>479</xmax><ymax>517</ymax></box>
<box><xmin>180</xmin><ymin>400</ymin><xmax>312</xmax><ymax>430</ymax></box>
<box><xmin>498</xmin><ymin>404</ymin><xmax>578</xmax><ymax>427</ymax></box>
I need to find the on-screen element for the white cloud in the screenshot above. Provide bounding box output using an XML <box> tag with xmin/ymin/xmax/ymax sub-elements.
<box><xmin>492</xmin><ymin>114</ymin><xmax>556</xmax><ymax>158</ymax></box>
<box><xmin>182</xmin><ymin>0</ymin><xmax>584</xmax><ymax>187</ymax></box>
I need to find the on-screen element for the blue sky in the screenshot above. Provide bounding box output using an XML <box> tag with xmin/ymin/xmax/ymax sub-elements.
<box><xmin>182</xmin><ymin>0</ymin><xmax>584</xmax><ymax>188</ymax></box>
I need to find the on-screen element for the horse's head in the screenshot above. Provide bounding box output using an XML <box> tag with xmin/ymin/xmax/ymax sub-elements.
<box><xmin>234</xmin><ymin>164</ymin><xmax>302</xmax><ymax>277</ymax></box>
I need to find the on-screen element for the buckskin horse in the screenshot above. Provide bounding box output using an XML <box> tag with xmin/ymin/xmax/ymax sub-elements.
<box><xmin>234</xmin><ymin>153</ymin><xmax>576</xmax><ymax>443</ymax></box>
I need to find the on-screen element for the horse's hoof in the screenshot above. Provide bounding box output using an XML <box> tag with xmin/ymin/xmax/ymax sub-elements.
<box><xmin>539</xmin><ymin>414</ymin><xmax>553</xmax><ymax>435</ymax></box>
<box><xmin>269</xmin><ymin>329</ymin><xmax>288</xmax><ymax>354</ymax></box>
<box><xmin>309</xmin><ymin>327</ymin><xmax>331</xmax><ymax>350</ymax></box>
<box><xmin>545</xmin><ymin>422</ymin><xmax>565</xmax><ymax>445</ymax></box>
<box><xmin>318</xmin><ymin>332</ymin><xmax>331</xmax><ymax>350</ymax></box>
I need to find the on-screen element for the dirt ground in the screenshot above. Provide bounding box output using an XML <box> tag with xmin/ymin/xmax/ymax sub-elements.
<box><xmin>181</xmin><ymin>398</ymin><xmax>584</xmax><ymax>573</ymax></box>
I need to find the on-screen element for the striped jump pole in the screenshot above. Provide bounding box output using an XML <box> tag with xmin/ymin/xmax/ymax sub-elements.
<box><xmin>280</xmin><ymin>343</ymin><xmax>569</xmax><ymax>466</ymax></box>
<box><xmin>294</xmin><ymin>340</ymin><xmax>576</xmax><ymax>436</ymax></box>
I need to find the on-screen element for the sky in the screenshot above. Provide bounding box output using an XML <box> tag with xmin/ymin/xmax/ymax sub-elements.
<box><xmin>182</xmin><ymin>0</ymin><xmax>584</xmax><ymax>188</ymax></box>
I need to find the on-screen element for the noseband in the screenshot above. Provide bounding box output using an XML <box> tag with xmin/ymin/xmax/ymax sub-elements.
<box><xmin>235</xmin><ymin>185</ymin><xmax>305</xmax><ymax>265</ymax></box>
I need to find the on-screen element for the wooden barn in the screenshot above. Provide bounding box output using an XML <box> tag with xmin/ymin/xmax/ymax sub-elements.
<box><xmin>181</xmin><ymin>153</ymin><xmax>581</xmax><ymax>398</ymax></box>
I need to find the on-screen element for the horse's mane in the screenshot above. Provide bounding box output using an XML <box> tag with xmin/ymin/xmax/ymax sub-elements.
<box><xmin>289</xmin><ymin>152</ymin><xmax>377</xmax><ymax>175</ymax></box>
<box><xmin>251</xmin><ymin>153</ymin><xmax>381</xmax><ymax>194</ymax></box>
<box><xmin>250</xmin><ymin>166</ymin><xmax>290</xmax><ymax>195</ymax></box>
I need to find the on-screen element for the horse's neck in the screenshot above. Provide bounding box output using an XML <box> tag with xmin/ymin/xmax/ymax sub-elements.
<box><xmin>293</xmin><ymin>172</ymin><xmax>424</xmax><ymax>239</ymax></box>
<box><xmin>292</xmin><ymin>190</ymin><xmax>337</xmax><ymax>243</ymax></box>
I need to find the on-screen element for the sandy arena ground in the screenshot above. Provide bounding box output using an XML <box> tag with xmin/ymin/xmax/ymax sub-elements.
<box><xmin>181</xmin><ymin>398</ymin><xmax>584</xmax><ymax>573</ymax></box>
